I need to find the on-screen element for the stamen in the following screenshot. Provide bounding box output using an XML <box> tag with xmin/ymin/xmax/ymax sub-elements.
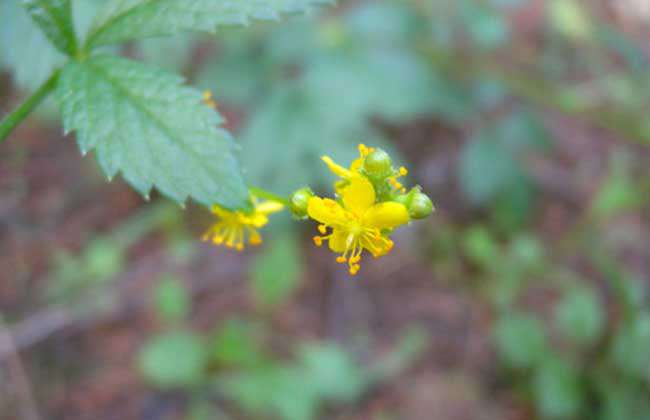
<box><xmin>336</xmin><ymin>256</ymin><xmax>347</xmax><ymax>263</ymax></box>
<box><xmin>313</xmin><ymin>236</ymin><xmax>323</xmax><ymax>246</ymax></box>
<box><xmin>318</xmin><ymin>224</ymin><xmax>327</xmax><ymax>234</ymax></box>
<box><xmin>399</xmin><ymin>166</ymin><xmax>408</xmax><ymax>176</ymax></box>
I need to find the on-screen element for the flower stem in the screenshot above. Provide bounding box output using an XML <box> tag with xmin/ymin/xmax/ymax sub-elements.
<box><xmin>0</xmin><ymin>70</ymin><xmax>60</xmax><ymax>144</ymax></box>
<box><xmin>249</xmin><ymin>186</ymin><xmax>289</xmax><ymax>206</ymax></box>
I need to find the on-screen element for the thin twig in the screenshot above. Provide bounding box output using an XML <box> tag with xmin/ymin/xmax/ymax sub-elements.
<box><xmin>0</xmin><ymin>319</ymin><xmax>42</xmax><ymax>420</ymax></box>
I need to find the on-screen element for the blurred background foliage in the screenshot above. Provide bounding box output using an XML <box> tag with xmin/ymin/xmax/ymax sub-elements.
<box><xmin>2</xmin><ymin>0</ymin><xmax>650</xmax><ymax>419</ymax></box>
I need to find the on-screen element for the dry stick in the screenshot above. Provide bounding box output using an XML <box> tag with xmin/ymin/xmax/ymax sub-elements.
<box><xmin>0</xmin><ymin>320</ymin><xmax>42</xmax><ymax>420</ymax></box>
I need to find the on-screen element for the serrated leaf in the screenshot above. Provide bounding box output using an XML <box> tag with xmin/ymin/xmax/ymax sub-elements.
<box><xmin>56</xmin><ymin>55</ymin><xmax>248</xmax><ymax>208</ymax></box>
<box><xmin>86</xmin><ymin>0</ymin><xmax>333</xmax><ymax>48</ymax></box>
<box><xmin>0</xmin><ymin>0</ymin><xmax>65</xmax><ymax>90</ymax></box>
<box><xmin>21</xmin><ymin>0</ymin><xmax>77</xmax><ymax>55</ymax></box>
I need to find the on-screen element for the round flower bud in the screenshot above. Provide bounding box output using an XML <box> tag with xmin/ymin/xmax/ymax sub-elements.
<box><xmin>290</xmin><ymin>187</ymin><xmax>314</xmax><ymax>218</ymax></box>
<box><xmin>363</xmin><ymin>149</ymin><xmax>392</xmax><ymax>178</ymax></box>
<box><xmin>408</xmin><ymin>193</ymin><xmax>434</xmax><ymax>219</ymax></box>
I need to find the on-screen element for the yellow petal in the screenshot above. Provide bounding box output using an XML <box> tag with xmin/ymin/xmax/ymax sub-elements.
<box><xmin>342</xmin><ymin>176</ymin><xmax>375</xmax><ymax>215</ymax></box>
<box><xmin>328</xmin><ymin>229</ymin><xmax>349</xmax><ymax>253</ymax></box>
<box><xmin>322</xmin><ymin>156</ymin><xmax>351</xmax><ymax>178</ymax></box>
<box><xmin>350</xmin><ymin>157</ymin><xmax>363</xmax><ymax>172</ymax></box>
<box><xmin>255</xmin><ymin>200</ymin><xmax>284</xmax><ymax>215</ymax></box>
<box><xmin>362</xmin><ymin>202</ymin><xmax>409</xmax><ymax>229</ymax></box>
<box><xmin>307</xmin><ymin>197</ymin><xmax>346</xmax><ymax>226</ymax></box>
<box><xmin>248</xmin><ymin>213</ymin><xmax>270</xmax><ymax>228</ymax></box>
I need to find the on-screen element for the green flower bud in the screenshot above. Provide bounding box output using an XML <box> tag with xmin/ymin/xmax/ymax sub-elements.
<box><xmin>408</xmin><ymin>193</ymin><xmax>434</xmax><ymax>219</ymax></box>
<box><xmin>290</xmin><ymin>187</ymin><xmax>314</xmax><ymax>219</ymax></box>
<box><xmin>363</xmin><ymin>148</ymin><xmax>392</xmax><ymax>178</ymax></box>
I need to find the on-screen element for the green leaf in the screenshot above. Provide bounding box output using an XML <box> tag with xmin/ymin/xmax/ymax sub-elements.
<box><xmin>494</xmin><ymin>313</ymin><xmax>546</xmax><ymax>369</ymax></box>
<box><xmin>458</xmin><ymin>135</ymin><xmax>521</xmax><ymax>205</ymax></box>
<box><xmin>251</xmin><ymin>233</ymin><xmax>302</xmax><ymax>307</ymax></box>
<box><xmin>611</xmin><ymin>313</ymin><xmax>650</xmax><ymax>379</ymax></box>
<box><xmin>0</xmin><ymin>0</ymin><xmax>65</xmax><ymax>90</ymax></box>
<box><xmin>223</xmin><ymin>366</ymin><xmax>319</xmax><ymax>420</ymax></box>
<box><xmin>298</xmin><ymin>343</ymin><xmax>366</xmax><ymax>402</ymax></box>
<box><xmin>154</xmin><ymin>275</ymin><xmax>190</xmax><ymax>322</ymax></box>
<box><xmin>461</xmin><ymin>225</ymin><xmax>498</xmax><ymax>269</ymax></box>
<box><xmin>555</xmin><ymin>288</ymin><xmax>604</xmax><ymax>346</ymax></box>
<box><xmin>138</xmin><ymin>330</ymin><xmax>207</xmax><ymax>388</ymax></box>
<box><xmin>211</xmin><ymin>318</ymin><xmax>265</xmax><ymax>368</ymax></box>
<box><xmin>86</xmin><ymin>0</ymin><xmax>332</xmax><ymax>48</ymax></box>
<box><xmin>56</xmin><ymin>55</ymin><xmax>248</xmax><ymax>208</ymax></box>
<box><xmin>21</xmin><ymin>0</ymin><xmax>77</xmax><ymax>55</ymax></box>
<box><xmin>533</xmin><ymin>356</ymin><xmax>583</xmax><ymax>418</ymax></box>
<box><xmin>590</xmin><ymin>153</ymin><xmax>642</xmax><ymax>219</ymax></box>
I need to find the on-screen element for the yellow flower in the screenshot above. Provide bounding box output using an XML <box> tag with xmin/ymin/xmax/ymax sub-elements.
<box><xmin>202</xmin><ymin>198</ymin><xmax>284</xmax><ymax>251</ymax></box>
<box><xmin>308</xmin><ymin>176</ymin><xmax>409</xmax><ymax>275</ymax></box>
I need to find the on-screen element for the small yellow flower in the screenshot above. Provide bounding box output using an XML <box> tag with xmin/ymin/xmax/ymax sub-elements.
<box><xmin>308</xmin><ymin>176</ymin><xmax>409</xmax><ymax>275</ymax></box>
<box><xmin>202</xmin><ymin>198</ymin><xmax>284</xmax><ymax>251</ymax></box>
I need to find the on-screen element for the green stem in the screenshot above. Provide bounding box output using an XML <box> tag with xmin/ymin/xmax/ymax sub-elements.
<box><xmin>0</xmin><ymin>70</ymin><xmax>60</xmax><ymax>144</ymax></box>
<box><xmin>249</xmin><ymin>186</ymin><xmax>289</xmax><ymax>206</ymax></box>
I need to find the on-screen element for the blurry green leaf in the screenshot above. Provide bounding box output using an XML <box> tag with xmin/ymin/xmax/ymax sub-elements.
<box><xmin>57</xmin><ymin>54</ymin><xmax>248</xmax><ymax>208</ymax></box>
<box><xmin>211</xmin><ymin>319</ymin><xmax>265</xmax><ymax>368</ymax></box>
<box><xmin>548</xmin><ymin>0</ymin><xmax>592</xmax><ymax>40</ymax></box>
<box><xmin>597</xmin><ymin>382</ymin><xmax>650</xmax><ymax>420</ymax></box>
<box><xmin>223</xmin><ymin>366</ymin><xmax>319</xmax><ymax>420</ymax></box>
<box><xmin>344</xmin><ymin>2</ymin><xmax>422</xmax><ymax>45</ymax></box>
<box><xmin>497</xmin><ymin>110</ymin><xmax>551</xmax><ymax>154</ymax></box>
<box><xmin>458</xmin><ymin>136</ymin><xmax>521</xmax><ymax>205</ymax></box>
<box><xmin>134</xmin><ymin>34</ymin><xmax>197</xmax><ymax>72</ymax></box>
<box><xmin>494</xmin><ymin>313</ymin><xmax>546</xmax><ymax>369</ymax></box>
<box><xmin>241</xmin><ymin>86</ymin><xmax>396</xmax><ymax>195</ymax></box>
<box><xmin>590</xmin><ymin>154</ymin><xmax>642</xmax><ymax>219</ymax></box>
<box><xmin>86</xmin><ymin>0</ymin><xmax>332</xmax><ymax>48</ymax></box>
<box><xmin>84</xmin><ymin>238</ymin><xmax>125</xmax><ymax>281</ymax></box>
<box><xmin>139</xmin><ymin>331</ymin><xmax>206</xmax><ymax>388</ymax></box>
<box><xmin>490</xmin><ymin>175</ymin><xmax>536</xmax><ymax>232</ymax></box>
<box><xmin>533</xmin><ymin>356</ymin><xmax>583</xmax><ymax>418</ymax></box>
<box><xmin>298</xmin><ymin>343</ymin><xmax>366</xmax><ymax>402</ymax></box>
<box><xmin>22</xmin><ymin>0</ymin><xmax>77</xmax><ymax>55</ymax></box>
<box><xmin>611</xmin><ymin>314</ymin><xmax>650</xmax><ymax>380</ymax></box>
<box><xmin>555</xmin><ymin>288</ymin><xmax>604</xmax><ymax>346</ymax></box>
<box><xmin>154</xmin><ymin>275</ymin><xmax>190</xmax><ymax>322</ymax></box>
<box><xmin>461</xmin><ymin>226</ymin><xmax>498</xmax><ymax>269</ymax></box>
<box><xmin>461</xmin><ymin>0</ymin><xmax>509</xmax><ymax>50</ymax></box>
<box><xmin>0</xmin><ymin>0</ymin><xmax>65</xmax><ymax>90</ymax></box>
<box><xmin>508</xmin><ymin>234</ymin><xmax>544</xmax><ymax>269</ymax></box>
<box><xmin>251</xmin><ymin>233</ymin><xmax>301</xmax><ymax>307</ymax></box>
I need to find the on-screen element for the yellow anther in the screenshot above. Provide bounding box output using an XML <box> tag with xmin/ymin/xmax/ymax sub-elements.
<box><xmin>399</xmin><ymin>166</ymin><xmax>408</xmax><ymax>176</ymax></box>
<box><xmin>349</xmin><ymin>265</ymin><xmax>360</xmax><ymax>275</ymax></box>
<box><xmin>313</xmin><ymin>236</ymin><xmax>323</xmax><ymax>247</ymax></box>
<box><xmin>318</xmin><ymin>224</ymin><xmax>328</xmax><ymax>234</ymax></box>
<box><xmin>336</xmin><ymin>256</ymin><xmax>347</xmax><ymax>263</ymax></box>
